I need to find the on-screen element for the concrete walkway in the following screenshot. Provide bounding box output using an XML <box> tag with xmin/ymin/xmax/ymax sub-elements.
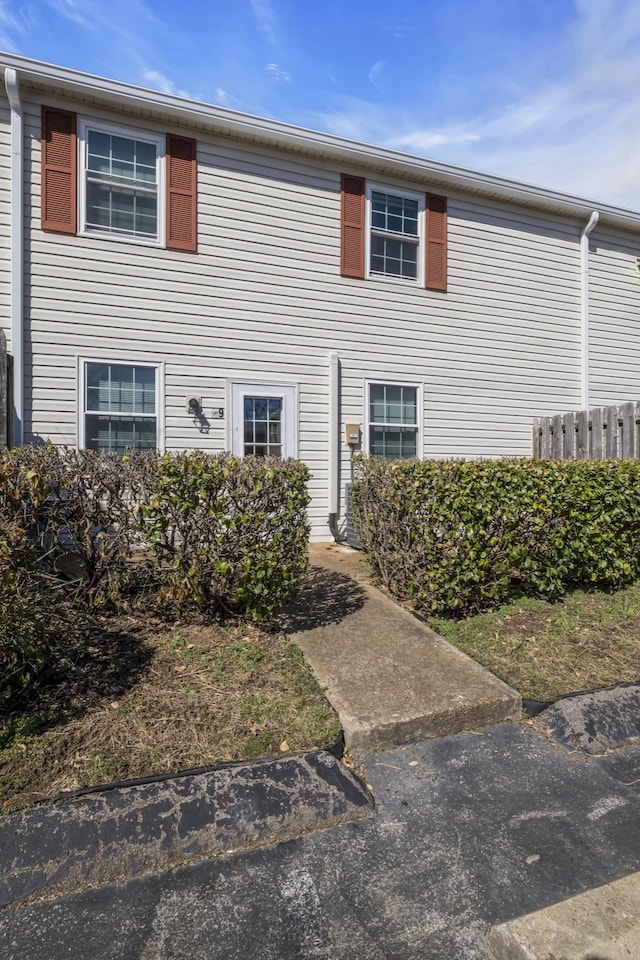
<box><xmin>286</xmin><ymin>544</ymin><xmax>521</xmax><ymax>755</ymax></box>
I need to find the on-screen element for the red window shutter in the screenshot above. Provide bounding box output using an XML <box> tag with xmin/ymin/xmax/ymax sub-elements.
<box><xmin>425</xmin><ymin>193</ymin><xmax>447</xmax><ymax>292</ymax></box>
<box><xmin>166</xmin><ymin>134</ymin><xmax>197</xmax><ymax>252</ymax></box>
<box><xmin>41</xmin><ymin>106</ymin><xmax>77</xmax><ymax>234</ymax></box>
<box><xmin>340</xmin><ymin>174</ymin><xmax>365</xmax><ymax>278</ymax></box>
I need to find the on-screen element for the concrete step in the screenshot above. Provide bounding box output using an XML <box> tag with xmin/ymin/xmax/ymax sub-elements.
<box><xmin>486</xmin><ymin>870</ymin><xmax>640</xmax><ymax>959</ymax></box>
<box><xmin>287</xmin><ymin>545</ymin><xmax>521</xmax><ymax>756</ymax></box>
<box><xmin>0</xmin><ymin>750</ymin><xmax>373</xmax><ymax>908</ymax></box>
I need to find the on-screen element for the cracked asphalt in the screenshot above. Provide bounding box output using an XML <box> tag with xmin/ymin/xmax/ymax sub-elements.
<box><xmin>2</xmin><ymin>720</ymin><xmax>640</xmax><ymax>960</ymax></box>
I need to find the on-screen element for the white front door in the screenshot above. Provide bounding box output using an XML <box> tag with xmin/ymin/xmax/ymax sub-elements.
<box><xmin>230</xmin><ymin>381</ymin><xmax>297</xmax><ymax>459</ymax></box>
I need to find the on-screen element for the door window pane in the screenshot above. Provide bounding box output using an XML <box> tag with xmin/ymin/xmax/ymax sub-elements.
<box><xmin>243</xmin><ymin>396</ymin><xmax>283</xmax><ymax>457</ymax></box>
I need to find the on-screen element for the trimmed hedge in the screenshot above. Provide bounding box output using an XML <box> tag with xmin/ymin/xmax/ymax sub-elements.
<box><xmin>351</xmin><ymin>457</ymin><xmax>640</xmax><ymax>617</ymax></box>
<box><xmin>0</xmin><ymin>446</ymin><xmax>311</xmax><ymax>701</ymax></box>
<box><xmin>138</xmin><ymin>452</ymin><xmax>310</xmax><ymax>619</ymax></box>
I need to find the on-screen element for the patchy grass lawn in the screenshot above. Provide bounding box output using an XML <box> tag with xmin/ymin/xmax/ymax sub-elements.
<box><xmin>0</xmin><ymin>616</ymin><xmax>340</xmax><ymax>814</ymax></box>
<box><xmin>430</xmin><ymin>583</ymin><xmax>640</xmax><ymax>703</ymax></box>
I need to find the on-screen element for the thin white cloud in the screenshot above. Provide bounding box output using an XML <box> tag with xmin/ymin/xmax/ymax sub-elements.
<box><xmin>368</xmin><ymin>59</ymin><xmax>384</xmax><ymax>91</ymax></box>
<box><xmin>42</xmin><ymin>0</ymin><xmax>91</xmax><ymax>28</ymax></box>
<box><xmin>393</xmin><ymin>129</ymin><xmax>482</xmax><ymax>151</ymax></box>
<box><xmin>266</xmin><ymin>62</ymin><xmax>290</xmax><ymax>83</ymax></box>
<box><xmin>0</xmin><ymin>0</ymin><xmax>32</xmax><ymax>49</ymax></box>
<box><xmin>142</xmin><ymin>68</ymin><xmax>191</xmax><ymax>99</ymax></box>
<box><xmin>312</xmin><ymin>0</ymin><xmax>640</xmax><ymax>209</ymax></box>
<box><xmin>250</xmin><ymin>0</ymin><xmax>277</xmax><ymax>45</ymax></box>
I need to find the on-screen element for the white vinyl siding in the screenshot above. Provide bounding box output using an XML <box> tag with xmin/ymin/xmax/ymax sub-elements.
<box><xmin>587</xmin><ymin>228</ymin><xmax>640</xmax><ymax>407</ymax></box>
<box><xmin>15</xmin><ymin>87</ymin><xmax>640</xmax><ymax>540</ymax></box>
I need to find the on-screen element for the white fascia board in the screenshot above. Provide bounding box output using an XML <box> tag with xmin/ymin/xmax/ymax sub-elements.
<box><xmin>3</xmin><ymin>51</ymin><xmax>640</xmax><ymax>232</ymax></box>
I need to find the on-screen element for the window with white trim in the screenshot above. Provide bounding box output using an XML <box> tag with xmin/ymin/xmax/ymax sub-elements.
<box><xmin>80</xmin><ymin>360</ymin><xmax>160</xmax><ymax>454</ymax></box>
<box><xmin>79</xmin><ymin>121</ymin><xmax>164</xmax><ymax>244</ymax></box>
<box><xmin>367</xmin><ymin>382</ymin><xmax>420</xmax><ymax>459</ymax></box>
<box><xmin>367</xmin><ymin>184</ymin><xmax>424</xmax><ymax>283</ymax></box>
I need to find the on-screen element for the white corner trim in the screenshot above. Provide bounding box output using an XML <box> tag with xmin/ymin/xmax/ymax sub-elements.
<box><xmin>580</xmin><ymin>210</ymin><xmax>600</xmax><ymax>410</ymax></box>
<box><xmin>5</xmin><ymin>66</ymin><xmax>23</xmax><ymax>445</ymax></box>
<box><xmin>328</xmin><ymin>352</ymin><xmax>340</xmax><ymax>516</ymax></box>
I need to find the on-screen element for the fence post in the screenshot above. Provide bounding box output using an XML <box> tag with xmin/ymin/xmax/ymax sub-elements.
<box><xmin>0</xmin><ymin>329</ymin><xmax>7</xmax><ymax>449</ymax></box>
<box><xmin>620</xmin><ymin>402</ymin><xmax>635</xmax><ymax>458</ymax></box>
<box><xmin>532</xmin><ymin>419</ymin><xmax>541</xmax><ymax>459</ymax></box>
<box><xmin>563</xmin><ymin>412</ymin><xmax>575</xmax><ymax>458</ymax></box>
<box><xmin>605</xmin><ymin>404</ymin><xmax>618</xmax><ymax>458</ymax></box>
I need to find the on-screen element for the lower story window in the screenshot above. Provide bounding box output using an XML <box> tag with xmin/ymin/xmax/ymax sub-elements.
<box><xmin>80</xmin><ymin>359</ymin><xmax>160</xmax><ymax>453</ymax></box>
<box><xmin>367</xmin><ymin>381</ymin><xmax>420</xmax><ymax>459</ymax></box>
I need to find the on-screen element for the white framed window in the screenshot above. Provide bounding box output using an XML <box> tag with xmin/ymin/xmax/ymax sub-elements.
<box><xmin>364</xmin><ymin>380</ymin><xmax>422</xmax><ymax>459</ymax></box>
<box><xmin>78</xmin><ymin>119</ymin><xmax>165</xmax><ymax>246</ymax></box>
<box><xmin>78</xmin><ymin>358</ymin><xmax>164</xmax><ymax>454</ymax></box>
<box><xmin>229</xmin><ymin>381</ymin><xmax>298</xmax><ymax>459</ymax></box>
<box><xmin>366</xmin><ymin>183</ymin><xmax>425</xmax><ymax>285</ymax></box>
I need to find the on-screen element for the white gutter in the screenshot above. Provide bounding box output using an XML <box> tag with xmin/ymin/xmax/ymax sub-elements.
<box><xmin>2</xmin><ymin>52</ymin><xmax>640</xmax><ymax>233</ymax></box>
<box><xmin>328</xmin><ymin>351</ymin><xmax>340</xmax><ymax>538</ymax></box>
<box><xmin>580</xmin><ymin>211</ymin><xmax>599</xmax><ymax>410</ymax></box>
<box><xmin>5</xmin><ymin>67</ymin><xmax>23</xmax><ymax>446</ymax></box>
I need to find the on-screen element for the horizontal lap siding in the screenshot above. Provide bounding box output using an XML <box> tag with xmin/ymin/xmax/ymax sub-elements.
<box><xmin>588</xmin><ymin>230</ymin><xmax>640</xmax><ymax>406</ymax></box>
<box><xmin>20</xmin><ymin>92</ymin><xmax>590</xmax><ymax>539</ymax></box>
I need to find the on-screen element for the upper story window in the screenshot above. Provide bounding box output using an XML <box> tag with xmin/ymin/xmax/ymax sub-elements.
<box><xmin>82</xmin><ymin>125</ymin><xmax>163</xmax><ymax>243</ymax></box>
<box><xmin>368</xmin><ymin>186</ymin><xmax>424</xmax><ymax>283</ymax></box>
<box><xmin>41</xmin><ymin>106</ymin><xmax>197</xmax><ymax>251</ymax></box>
<box><xmin>340</xmin><ymin>174</ymin><xmax>447</xmax><ymax>291</ymax></box>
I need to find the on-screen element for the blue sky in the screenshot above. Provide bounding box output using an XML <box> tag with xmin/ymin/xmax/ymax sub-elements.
<box><xmin>2</xmin><ymin>0</ymin><xmax>639</xmax><ymax>208</ymax></box>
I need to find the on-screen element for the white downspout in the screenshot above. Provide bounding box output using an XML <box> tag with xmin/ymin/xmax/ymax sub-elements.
<box><xmin>580</xmin><ymin>210</ymin><xmax>599</xmax><ymax>411</ymax></box>
<box><xmin>5</xmin><ymin>67</ymin><xmax>23</xmax><ymax>445</ymax></box>
<box><xmin>328</xmin><ymin>351</ymin><xmax>340</xmax><ymax>539</ymax></box>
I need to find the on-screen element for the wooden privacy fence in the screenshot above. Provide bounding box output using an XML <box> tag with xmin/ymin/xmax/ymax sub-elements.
<box><xmin>533</xmin><ymin>402</ymin><xmax>640</xmax><ymax>460</ymax></box>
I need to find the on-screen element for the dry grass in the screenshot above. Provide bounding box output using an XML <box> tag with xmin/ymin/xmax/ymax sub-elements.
<box><xmin>430</xmin><ymin>582</ymin><xmax>640</xmax><ymax>702</ymax></box>
<box><xmin>0</xmin><ymin>616</ymin><xmax>340</xmax><ymax>814</ymax></box>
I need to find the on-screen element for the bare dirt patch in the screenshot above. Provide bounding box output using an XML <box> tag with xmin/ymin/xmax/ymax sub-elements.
<box><xmin>0</xmin><ymin>616</ymin><xmax>340</xmax><ymax>814</ymax></box>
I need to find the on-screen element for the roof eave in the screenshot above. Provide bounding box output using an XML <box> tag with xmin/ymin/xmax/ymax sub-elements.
<box><xmin>3</xmin><ymin>51</ymin><xmax>640</xmax><ymax>232</ymax></box>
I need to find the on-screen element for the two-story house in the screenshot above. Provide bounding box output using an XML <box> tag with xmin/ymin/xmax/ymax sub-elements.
<box><xmin>2</xmin><ymin>53</ymin><xmax>640</xmax><ymax>540</ymax></box>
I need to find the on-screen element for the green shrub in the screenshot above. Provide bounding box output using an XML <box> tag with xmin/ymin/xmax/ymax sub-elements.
<box><xmin>0</xmin><ymin>445</ymin><xmax>310</xmax><ymax>626</ymax></box>
<box><xmin>137</xmin><ymin>453</ymin><xmax>310</xmax><ymax>619</ymax></box>
<box><xmin>0</xmin><ymin>445</ymin><xmax>157</xmax><ymax>606</ymax></box>
<box><xmin>0</xmin><ymin>517</ymin><xmax>87</xmax><ymax>704</ymax></box>
<box><xmin>351</xmin><ymin>457</ymin><xmax>640</xmax><ymax>617</ymax></box>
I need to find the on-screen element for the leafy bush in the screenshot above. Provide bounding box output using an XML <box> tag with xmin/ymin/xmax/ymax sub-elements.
<box><xmin>0</xmin><ymin>446</ymin><xmax>311</xmax><ymax>703</ymax></box>
<box><xmin>138</xmin><ymin>453</ymin><xmax>310</xmax><ymax>619</ymax></box>
<box><xmin>351</xmin><ymin>457</ymin><xmax>640</xmax><ymax>617</ymax></box>
<box><xmin>0</xmin><ymin>517</ymin><xmax>87</xmax><ymax>704</ymax></box>
<box><xmin>0</xmin><ymin>446</ymin><xmax>156</xmax><ymax>606</ymax></box>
